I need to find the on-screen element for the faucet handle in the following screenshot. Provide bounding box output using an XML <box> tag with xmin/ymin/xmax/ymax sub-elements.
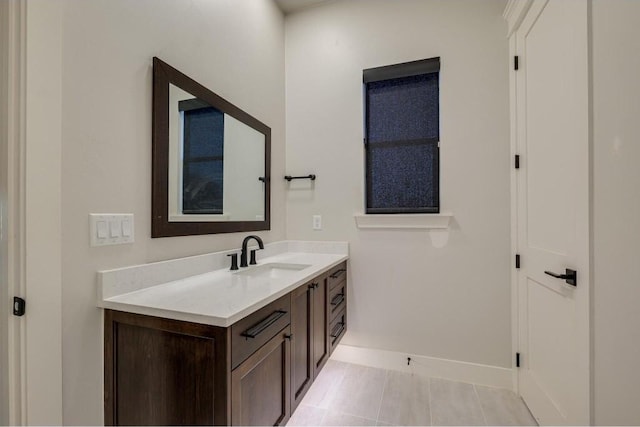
<box><xmin>249</xmin><ymin>249</ymin><xmax>260</xmax><ymax>265</ymax></box>
<box><xmin>227</xmin><ymin>253</ymin><xmax>239</xmax><ymax>271</ymax></box>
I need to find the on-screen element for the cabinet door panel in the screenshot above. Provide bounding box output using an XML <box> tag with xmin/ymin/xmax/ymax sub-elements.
<box><xmin>290</xmin><ymin>284</ymin><xmax>314</xmax><ymax>410</ymax></box>
<box><xmin>104</xmin><ymin>310</ymin><xmax>228</xmax><ymax>426</ymax></box>
<box><xmin>312</xmin><ymin>278</ymin><xmax>329</xmax><ymax>376</ymax></box>
<box><xmin>231</xmin><ymin>327</ymin><xmax>291</xmax><ymax>426</ymax></box>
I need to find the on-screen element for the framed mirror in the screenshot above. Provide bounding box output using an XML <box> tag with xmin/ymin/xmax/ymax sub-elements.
<box><xmin>152</xmin><ymin>57</ymin><xmax>271</xmax><ymax>237</ymax></box>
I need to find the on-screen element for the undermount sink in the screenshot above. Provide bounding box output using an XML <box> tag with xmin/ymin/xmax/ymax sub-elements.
<box><xmin>234</xmin><ymin>262</ymin><xmax>311</xmax><ymax>279</ymax></box>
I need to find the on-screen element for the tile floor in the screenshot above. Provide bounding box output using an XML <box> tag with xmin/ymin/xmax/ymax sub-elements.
<box><xmin>287</xmin><ymin>360</ymin><xmax>537</xmax><ymax>426</ymax></box>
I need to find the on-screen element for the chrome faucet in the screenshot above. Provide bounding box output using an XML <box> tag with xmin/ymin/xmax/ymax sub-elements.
<box><xmin>240</xmin><ymin>235</ymin><xmax>264</xmax><ymax>268</ymax></box>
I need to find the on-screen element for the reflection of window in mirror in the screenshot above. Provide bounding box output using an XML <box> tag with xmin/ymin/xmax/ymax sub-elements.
<box><xmin>168</xmin><ymin>87</ymin><xmax>265</xmax><ymax>222</ymax></box>
<box><xmin>179</xmin><ymin>99</ymin><xmax>225</xmax><ymax>215</ymax></box>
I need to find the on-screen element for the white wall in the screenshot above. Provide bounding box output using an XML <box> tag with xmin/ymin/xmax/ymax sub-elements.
<box><xmin>56</xmin><ymin>0</ymin><xmax>285</xmax><ymax>424</ymax></box>
<box><xmin>22</xmin><ymin>0</ymin><xmax>640</xmax><ymax>423</ymax></box>
<box><xmin>285</xmin><ymin>0</ymin><xmax>511</xmax><ymax>368</ymax></box>
<box><xmin>592</xmin><ymin>1</ymin><xmax>640</xmax><ymax>424</ymax></box>
<box><xmin>223</xmin><ymin>116</ymin><xmax>266</xmax><ymax>221</ymax></box>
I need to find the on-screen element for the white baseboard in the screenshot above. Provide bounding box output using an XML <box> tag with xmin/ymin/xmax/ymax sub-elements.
<box><xmin>331</xmin><ymin>344</ymin><xmax>513</xmax><ymax>390</ymax></box>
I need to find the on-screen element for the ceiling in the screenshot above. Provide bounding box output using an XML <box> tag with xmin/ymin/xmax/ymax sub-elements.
<box><xmin>274</xmin><ymin>0</ymin><xmax>333</xmax><ymax>14</ymax></box>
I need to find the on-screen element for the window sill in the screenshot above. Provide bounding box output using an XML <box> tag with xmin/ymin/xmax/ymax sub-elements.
<box><xmin>354</xmin><ymin>213</ymin><xmax>453</xmax><ymax>230</ymax></box>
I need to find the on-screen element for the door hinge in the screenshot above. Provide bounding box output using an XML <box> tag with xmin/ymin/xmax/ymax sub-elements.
<box><xmin>515</xmin><ymin>155</ymin><xmax>520</xmax><ymax>169</ymax></box>
<box><xmin>516</xmin><ymin>352</ymin><xmax>521</xmax><ymax>368</ymax></box>
<box><xmin>13</xmin><ymin>297</ymin><xmax>25</xmax><ymax>316</ymax></box>
<box><xmin>515</xmin><ymin>254</ymin><xmax>521</xmax><ymax>269</ymax></box>
<box><xmin>514</xmin><ymin>55</ymin><xmax>519</xmax><ymax>71</ymax></box>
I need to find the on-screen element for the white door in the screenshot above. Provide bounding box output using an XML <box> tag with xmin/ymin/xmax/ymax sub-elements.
<box><xmin>515</xmin><ymin>0</ymin><xmax>590</xmax><ymax>425</ymax></box>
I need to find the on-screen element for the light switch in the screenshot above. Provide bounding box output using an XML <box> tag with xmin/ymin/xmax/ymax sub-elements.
<box><xmin>90</xmin><ymin>213</ymin><xmax>134</xmax><ymax>247</ymax></box>
<box><xmin>109</xmin><ymin>220</ymin><xmax>121</xmax><ymax>238</ymax></box>
<box><xmin>121</xmin><ymin>219</ymin><xmax>132</xmax><ymax>237</ymax></box>
<box><xmin>96</xmin><ymin>221</ymin><xmax>108</xmax><ymax>239</ymax></box>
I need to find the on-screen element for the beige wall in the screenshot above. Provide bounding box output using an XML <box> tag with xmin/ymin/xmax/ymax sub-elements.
<box><xmin>57</xmin><ymin>0</ymin><xmax>285</xmax><ymax>424</ymax></box>
<box><xmin>592</xmin><ymin>0</ymin><xmax>640</xmax><ymax>424</ymax></box>
<box><xmin>24</xmin><ymin>0</ymin><xmax>65</xmax><ymax>423</ymax></box>
<box><xmin>284</xmin><ymin>0</ymin><xmax>511</xmax><ymax>368</ymax></box>
<box><xmin>0</xmin><ymin>1</ymin><xmax>10</xmax><ymax>423</ymax></box>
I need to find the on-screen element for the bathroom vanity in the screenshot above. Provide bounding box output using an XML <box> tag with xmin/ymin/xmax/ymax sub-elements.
<box><xmin>98</xmin><ymin>241</ymin><xmax>348</xmax><ymax>426</ymax></box>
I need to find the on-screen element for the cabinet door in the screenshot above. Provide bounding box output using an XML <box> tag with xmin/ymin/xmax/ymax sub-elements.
<box><xmin>290</xmin><ymin>283</ymin><xmax>314</xmax><ymax>411</ymax></box>
<box><xmin>231</xmin><ymin>327</ymin><xmax>291</xmax><ymax>426</ymax></box>
<box><xmin>312</xmin><ymin>277</ymin><xmax>329</xmax><ymax>377</ymax></box>
<box><xmin>104</xmin><ymin>310</ymin><xmax>228</xmax><ymax>426</ymax></box>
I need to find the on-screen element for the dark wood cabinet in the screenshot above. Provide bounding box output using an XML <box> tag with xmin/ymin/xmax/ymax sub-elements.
<box><xmin>327</xmin><ymin>262</ymin><xmax>347</xmax><ymax>353</ymax></box>
<box><xmin>312</xmin><ymin>276</ymin><xmax>329</xmax><ymax>376</ymax></box>
<box><xmin>290</xmin><ymin>282</ymin><xmax>314</xmax><ymax>411</ymax></box>
<box><xmin>104</xmin><ymin>310</ymin><xmax>229</xmax><ymax>426</ymax></box>
<box><xmin>289</xmin><ymin>262</ymin><xmax>347</xmax><ymax>410</ymax></box>
<box><xmin>329</xmin><ymin>308</ymin><xmax>347</xmax><ymax>354</ymax></box>
<box><xmin>290</xmin><ymin>275</ymin><xmax>330</xmax><ymax>411</ymax></box>
<box><xmin>231</xmin><ymin>296</ymin><xmax>291</xmax><ymax>370</ymax></box>
<box><xmin>231</xmin><ymin>327</ymin><xmax>291</xmax><ymax>426</ymax></box>
<box><xmin>104</xmin><ymin>262</ymin><xmax>347</xmax><ymax>426</ymax></box>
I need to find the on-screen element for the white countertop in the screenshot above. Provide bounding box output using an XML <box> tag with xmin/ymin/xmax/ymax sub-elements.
<box><xmin>97</xmin><ymin>241</ymin><xmax>348</xmax><ymax>327</ymax></box>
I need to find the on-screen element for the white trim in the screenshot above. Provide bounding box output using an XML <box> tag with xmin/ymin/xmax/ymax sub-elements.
<box><xmin>169</xmin><ymin>213</ymin><xmax>231</xmax><ymax>222</ymax></box>
<box><xmin>354</xmin><ymin>213</ymin><xmax>452</xmax><ymax>230</ymax></box>
<box><xmin>507</xmin><ymin>27</ymin><xmax>520</xmax><ymax>395</ymax></box>
<box><xmin>331</xmin><ymin>344</ymin><xmax>513</xmax><ymax>390</ymax></box>
<box><xmin>503</xmin><ymin>0</ymin><xmax>534</xmax><ymax>38</ymax></box>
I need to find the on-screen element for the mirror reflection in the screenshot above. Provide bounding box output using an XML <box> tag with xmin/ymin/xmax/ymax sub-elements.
<box><xmin>152</xmin><ymin>57</ymin><xmax>271</xmax><ymax>238</ymax></box>
<box><xmin>168</xmin><ymin>84</ymin><xmax>265</xmax><ymax>222</ymax></box>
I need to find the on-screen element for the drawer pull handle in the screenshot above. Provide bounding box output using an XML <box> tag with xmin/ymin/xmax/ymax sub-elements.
<box><xmin>242</xmin><ymin>310</ymin><xmax>287</xmax><ymax>339</ymax></box>
<box><xmin>330</xmin><ymin>322</ymin><xmax>345</xmax><ymax>338</ymax></box>
<box><xmin>330</xmin><ymin>269</ymin><xmax>346</xmax><ymax>279</ymax></box>
<box><xmin>330</xmin><ymin>293</ymin><xmax>345</xmax><ymax>306</ymax></box>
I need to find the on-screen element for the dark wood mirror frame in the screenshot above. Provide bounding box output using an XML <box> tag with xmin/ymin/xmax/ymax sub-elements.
<box><xmin>152</xmin><ymin>57</ymin><xmax>271</xmax><ymax>237</ymax></box>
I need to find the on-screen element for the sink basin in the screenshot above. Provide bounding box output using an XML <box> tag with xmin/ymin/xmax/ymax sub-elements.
<box><xmin>234</xmin><ymin>263</ymin><xmax>311</xmax><ymax>279</ymax></box>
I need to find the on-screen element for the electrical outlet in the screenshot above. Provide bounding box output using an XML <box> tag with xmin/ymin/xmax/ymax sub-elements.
<box><xmin>313</xmin><ymin>215</ymin><xmax>322</xmax><ymax>230</ymax></box>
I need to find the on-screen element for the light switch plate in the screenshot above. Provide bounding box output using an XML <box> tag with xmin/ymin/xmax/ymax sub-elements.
<box><xmin>90</xmin><ymin>214</ymin><xmax>134</xmax><ymax>246</ymax></box>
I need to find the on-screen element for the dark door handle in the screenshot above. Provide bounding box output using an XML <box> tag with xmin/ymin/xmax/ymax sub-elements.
<box><xmin>241</xmin><ymin>310</ymin><xmax>287</xmax><ymax>339</ymax></box>
<box><xmin>544</xmin><ymin>268</ymin><xmax>577</xmax><ymax>287</ymax></box>
<box><xmin>330</xmin><ymin>269</ymin><xmax>346</xmax><ymax>279</ymax></box>
<box><xmin>330</xmin><ymin>293</ymin><xmax>345</xmax><ymax>307</ymax></box>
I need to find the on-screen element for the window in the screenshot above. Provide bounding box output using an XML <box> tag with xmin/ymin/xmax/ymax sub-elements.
<box><xmin>179</xmin><ymin>99</ymin><xmax>225</xmax><ymax>215</ymax></box>
<box><xmin>364</xmin><ymin>57</ymin><xmax>440</xmax><ymax>214</ymax></box>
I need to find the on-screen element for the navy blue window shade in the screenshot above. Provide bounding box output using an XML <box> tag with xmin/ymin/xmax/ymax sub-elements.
<box><xmin>179</xmin><ymin>99</ymin><xmax>225</xmax><ymax>215</ymax></box>
<box><xmin>364</xmin><ymin>57</ymin><xmax>440</xmax><ymax>214</ymax></box>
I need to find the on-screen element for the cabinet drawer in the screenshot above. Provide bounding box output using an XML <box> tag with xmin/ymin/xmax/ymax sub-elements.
<box><xmin>232</xmin><ymin>294</ymin><xmax>291</xmax><ymax>369</ymax></box>
<box><xmin>328</xmin><ymin>308</ymin><xmax>346</xmax><ymax>354</ymax></box>
<box><xmin>328</xmin><ymin>280</ymin><xmax>346</xmax><ymax>321</ymax></box>
<box><xmin>326</xmin><ymin>262</ymin><xmax>347</xmax><ymax>290</ymax></box>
